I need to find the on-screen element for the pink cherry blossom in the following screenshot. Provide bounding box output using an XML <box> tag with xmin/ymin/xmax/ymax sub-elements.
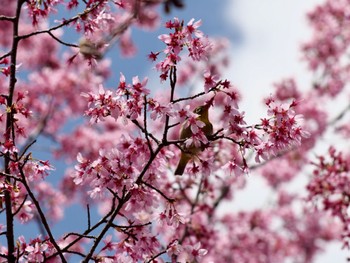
<box><xmin>0</xmin><ymin>1</ymin><xmax>347</xmax><ymax>262</ymax></box>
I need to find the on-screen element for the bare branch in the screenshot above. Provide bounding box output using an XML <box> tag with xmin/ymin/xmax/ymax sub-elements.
<box><xmin>12</xmin><ymin>195</ymin><xmax>28</xmax><ymax>216</ymax></box>
<box><xmin>146</xmin><ymin>250</ymin><xmax>167</xmax><ymax>263</ymax></box>
<box><xmin>86</xmin><ymin>204</ymin><xmax>91</xmax><ymax>230</ymax></box>
<box><xmin>0</xmin><ymin>15</ymin><xmax>15</xmax><ymax>21</ymax></box>
<box><xmin>18</xmin><ymin>2</ymin><xmax>102</xmax><ymax>41</ymax></box>
<box><xmin>0</xmin><ymin>171</ymin><xmax>20</xmax><ymax>181</ymax></box>
<box><xmin>18</xmin><ymin>165</ymin><xmax>67</xmax><ymax>263</ymax></box>
<box><xmin>172</xmin><ymin>81</ymin><xmax>221</xmax><ymax>104</ymax></box>
<box><xmin>131</xmin><ymin>119</ymin><xmax>160</xmax><ymax>144</ymax></box>
<box><xmin>47</xmin><ymin>31</ymin><xmax>78</xmax><ymax>48</ymax></box>
<box><xmin>64</xmin><ymin>232</ymin><xmax>96</xmax><ymax>240</ymax></box>
<box><xmin>142</xmin><ymin>180</ymin><xmax>175</xmax><ymax>203</ymax></box>
<box><xmin>112</xmin><ymin>221</ymin><xmax>152</xmax><ymax>229</ymax></box>
<box><xmin>0</xmin><ymin>51</ymin><xmax>11</xmax><ymax>61</ymax></box>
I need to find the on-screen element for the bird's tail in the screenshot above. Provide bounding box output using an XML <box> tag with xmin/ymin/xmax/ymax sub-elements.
<box><xmin>174</xmin><ymin>153</ymin><xmax>191</xmax><ymax>175</ymax></box>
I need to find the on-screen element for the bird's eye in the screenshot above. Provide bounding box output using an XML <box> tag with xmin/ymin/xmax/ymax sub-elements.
<box><xmin>194</xmin><ymin>107</ymin><xmax>203</xmax><ymax>114</ymax></box>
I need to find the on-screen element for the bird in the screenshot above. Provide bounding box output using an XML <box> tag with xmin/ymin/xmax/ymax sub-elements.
<box><xmin>174</xmin><ymin>101</ymin><xmax>213</xmax><ymax>175</ymax></box>
<box><xmin>78</xmin><ymin>38</ymin><xmax>103</xmax><ymax>60</ymax></box>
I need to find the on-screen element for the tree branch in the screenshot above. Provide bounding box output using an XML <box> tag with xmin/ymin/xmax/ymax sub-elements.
<box><xmin>17</xmin><ymin>2</ymin><xmax>102</xmax><ymax>41</ymax></box>
<box><xmin>142</xmin><ymin>180</ymin><xmax>175</xmax><ymax>203</ymax></box>
<box><xmin>4</xmin><ymin>0</ymin><xmax>26</xmax><ymax>261</ymax></box>
<box><xmin>47</xmin><ymin>31</ymin><xmax>78</xmax><ymax>48</ymax></box>
<box><xmin>18</xmin><ymin>162</ymin><xmax>67</xmax><ymax>263</ymax></box>
<box><xmin>0</xmin><ymin>15</ymin><xmax>15</xmax><ymax>21</ymax></box>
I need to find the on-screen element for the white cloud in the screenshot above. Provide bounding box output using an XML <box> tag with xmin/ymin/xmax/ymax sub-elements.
<box><xmin>224</xmin><ymin>0</ymin><xmax>323</xmax><ymax>122</ymax></box>
<box><xmin>222</xmin><ymin>1</ymin><xmax>349</xmax><ymax>262</ymax></box>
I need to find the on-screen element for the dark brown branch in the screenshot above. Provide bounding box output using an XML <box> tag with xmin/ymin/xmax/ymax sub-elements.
<box><xmin>0</xmin><ymin>253</ymin><xmax>8</xmax><ymax>259</ymax></box>
<box><xmin>18</xmin><ymin>2</ymin><xmax>102</xmax><ymax>41</ymax></box>
<box><xmin>135</xmin><ymin>145</ymin><xmax>163</xmax><ymax>185</ymax></box>
<box><xmin>86</xmin><ymin>204</ymin><xmax>91</xmax><ymax>230</ymax></box>
<box><xmin>146</xmin><ymin>250</ymin><xmax>167</xmax><ymax>263</ymax></box>
<box><xmin>131</xmin><ymin>119</ymin><xmax>160</xmax><ymax>144</ymax></box>
<box><xmin>98</xmin><ymin>0</ymin><xmax>140</xmax><ymax>55</ymax></box>
<box><xmin>47</xmin><ymin>197</ymin><xmax>118</xmax><ymax>260</ymax></box>
<box><xmin>142</xmin><ymin>180</ymin><xmax>175</xmax><ymax>202</ymax></box>
<box><xmin>249</xmin><ymin>146</ymin><xmax>296</xmax><ymax>170</ymax></box>
<box><xmin>18</xmin><ymin>164</ymin><xmax>67</xmax><ymax>263</ymax></box>
<box><xmin>64</xmin><ymin>232</ymin><xmax>96</xmax><ymax>240</ymax></box>
<box><xmin>4</xmin><ymin>1</ymin><xmax>26</xmax><ymax>261</ymax></box>
<box><xmin>12</xmin><ymin>194</ymin><xmax>28</xmax><ymax>216</ymax></box>
<box><xmin>172</xmin><ymin>81</ymin><xmax>221</xmax><ymax>104</ymax></box>
<box><xmin>0</xmin><ymin>51</ymin><xmax>11</xmax><ymax>61</ymax></box>
<box><xmin>82</xmin><ymin>193</ymin><xmax>128</xmax><ymax>262</ymax></box>
<box><xmin>83</xmin><ymin>144</ymin><xmax>163</xmax><ymax>262</ymax></box>
<box><xmin>34</xmin><ymin>212</ymin><xmax>48</xmax><ymax>237</ymax></box>
<box><xmin>0</xmin><ymin>15</ymin><xmax>15</xmax><ymax>21</ymax></box>
<box><xmin>47</xmin><ymin>31</ymin><xmax>78</xmax><ymax>48</ymax></box>
<box><xmin>0</xmin><ymin>171</ymin><xmax>20</xmax><ymax>181</ymax></box>
<box><xmin>18</xmin><ymin>139</ymin><xmax>36</xmax><ymax>160</ymax></box>
<box><xmin>112</xmin><ymin>221</ymin><xmax>151</xmax><ymax>229</ymax></box>
<box><xmin>162</xmin><ymin>66</ymin><xmax>177</xmax><ymax>143</ymax></box>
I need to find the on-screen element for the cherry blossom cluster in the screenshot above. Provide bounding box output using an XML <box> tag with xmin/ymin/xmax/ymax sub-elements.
<box><xmin>83</xmin><ymin>74</ymin><xmax>150</xmax><ymax>123</ymax></box>
<box><xmin>307</xmin><ymin>146</ymin><xmax>350</xmax><ymax>247</ymax></box>
<box><xmin>204</xmin><ymin>205</ymin><xmax>340</xmax><ymax>263</ymax></box>
<box><xmin>151</xmin><ymin>17</ymin><xmax>212</xmax><ymax>81</ymax></box>
<box><xmin>254</xmin><ymin>78</ymin><xmax>328</xmax><ymax>189</ymax></box>
<box><xmin>17</xmin><ymin>236</ymin><xmax>53</xmax><ymax>262</ymax></box>
<box><xmin>214</xmin><ymin>86</ymin><xmax>309</xmax><ymax>173</ymax></box>
<box><xmin>303</xmin><ymin>0</ymin><xmax>350</xmax><ymax>97</ymax></box>
<box><xmin>257</xmin><ymin>98</ymin><xmax>308</xmax><ymax>160</ymax></box>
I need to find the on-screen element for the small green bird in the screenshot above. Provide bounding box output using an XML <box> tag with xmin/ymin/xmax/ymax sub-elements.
<box><xmin>174</xmin><ymin>102</ymin><xmax>213</xmax><ymax>175</ymax></box>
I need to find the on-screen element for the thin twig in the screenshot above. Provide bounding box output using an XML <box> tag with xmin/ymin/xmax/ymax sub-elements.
<box><xmin>12</xmin><ymin>195</ymin><xmax>28</xmax><ymax>216</ymax></box>
<box><xmin>64</xmin><ymin>232</ymin><xmax>96</xmax><ymax>240</ymax></box>
<box><xmin>112</xmin><ymin>221</ymin><xmax>151</xmax><ymax>229</ymax></box>
<box><xmin>0</xmin><ymin>51</ymin><xmax>11</xmax><ymax>61</ymax></box>
<box><xmin>142</xmin><ymin>180</ymin><xmax>175</xmax><ymax>202</ymax></box>
<box><xmin>172</xmin><ymin>82</ymin><xmax>221</xmax><ymax>104</ymax></box>
<box><xmin>0</xmin><ymin>15</ymin><xmax>15</xmax><ymax>21</ymax></box>
<box><xmin>18</xmin><ymin>164</ymin><xmax>67</xmax><ymax>263</ymax></box>
<box><xmin>83</xmin><ymin>144</ymin><xmax>163</xmax><ymax>261</ymax></box>
<box><xmin>86</xmin><ymin>204</ymin><xmax>91</xmax><ymax>230</ymax></box>
<box><xmin>47</xmin><ymin>31</ymin><xmax>78</xmax><ymax>48</ymax></box>
<box><xmin>47</xmin><ymin>197</ymin><xmax>117</xmax><ymax>259</ymax></box>
<box><xmin>162</xmin><ymin>66</ymin><xmax>177</xmax><ymax>143</ymax></box>
<box><xmin>18</xmin><ymin>2</ymin><xmax>102</xmax><ymax>41</ymax></box>
<box><xmin>18</xmin><ymin>140</ymin><xmax>36</xmax><ymax>160</ymax></box>
<box><xmin>0</xmin><ymin>171</ymin><xmax>20</xmax><ymax>181</ymax></box>
<box><xmin>131</xmin><ymin>119</ymin><xmax>160</xmax><ymax>144</ymax></box>
<box><xmin>146</xmin><ymin>250</ymin><xmax>167</xmax><ymax>263</ymax></box>
<box><xmin>82</xmin><ymin>193</ymin><xmax>128</xmax><ymax>262</ymax></box>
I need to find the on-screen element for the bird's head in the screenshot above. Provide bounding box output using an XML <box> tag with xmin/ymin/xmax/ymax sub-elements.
<box><xmin>193</xmin><ymin>97</ymin><xmax>214</xmax><ymax>116</ymax></box>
